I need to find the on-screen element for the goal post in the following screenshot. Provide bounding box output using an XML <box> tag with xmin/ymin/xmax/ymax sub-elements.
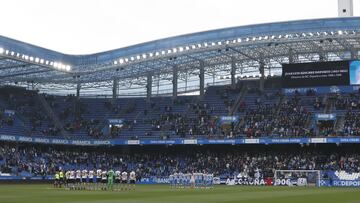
<box><xmin>274</xmin><ymin>170</ymin><xmax>321</xmax><ymax>187</ymax></box>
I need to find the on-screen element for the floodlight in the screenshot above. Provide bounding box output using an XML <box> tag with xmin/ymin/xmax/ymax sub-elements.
<box><xmin>119</xmin><ymin>58</ymin><xmax>124</xmax><ymax>64</ymax></box>
<box><xmin>65</xmin><ymin>65</ymin><xmax>71</xmax><ymax>71</ymax></box>
<box><xmin>0</xmin><ymin>47</ymin><xmax>4</xmax><ymax>54</ymax></box>
<box><xmin>35</xmin><ymin>58</ymin><xmax>39</xmax><ymax>63</ymax></box>
<box><xmin>338</xmin><ymin>30</ymin><xmax>343</xmax><ymax>35</ymax></box>
<box><xmin>114</xmin><ymin>61</ymin><xmax>118</xmax><ymax>65</ymax></box>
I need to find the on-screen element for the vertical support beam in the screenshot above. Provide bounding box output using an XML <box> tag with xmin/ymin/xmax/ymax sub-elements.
<box><xmin>259</xmin><ymin>60</ymin><xmax>265</xmax><ymax>92</ymax></box>
<box><xmin>319</xmin><ymin>48</ymin><xmax>326</xmax><ymax>62</ymax></box>
<box><xmin>199</xmin><ymin>61</ymin><xmax>205</xmax><ymax>98</ymax></box>
<box><xmin>146</xmin><ymin>73</ymin><xmax>152</xmax><ymax>102</ymax></box>
<box><xmin>289</xmin><ymin>49</ymin><xmax>295</xmax><ymax>63</ymax></box>
<box><xmin>172</xmin><ymin>66</ymin><xmax>178</xmax><ymax>100</ymax></box>
<box><xmin>351</xmin><ymin>49</ymin><xmax>358</xmax><ymax>60</ymax></box>
<box><xmin>231</xmin><ymin>57</ymin><xmax>236</xmax><ymax>89</ymax></box>
<box><xmin>112</xmin><ymin>78</ymin><xmax>118</xmax><ymax>100</ymax></box>
<box><xmin>31</xmin><ymin>82</ymin><xmax>35</xmax><ymax>91</ymax></box>
<box><xmin>76</xmin><ymin>83</ymin><xmax>81</xmax><ymax>99</ymax></box>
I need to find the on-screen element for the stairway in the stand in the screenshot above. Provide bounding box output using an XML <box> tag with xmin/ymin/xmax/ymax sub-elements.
<box><xmin>36</xmin><ymin>94</ymin><xmax>68</xmax><ymax>137</ymax></box>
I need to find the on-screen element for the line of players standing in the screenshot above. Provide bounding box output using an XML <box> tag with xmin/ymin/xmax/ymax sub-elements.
<box><xmin>169</xmin><ymin>172</ymin><xmax>214</xmax><ymax>189</ymax></box>
<box><xmin>54</xmin><ymin>169</ymin><xmax>136</xmax><ymax>191</ymax></box>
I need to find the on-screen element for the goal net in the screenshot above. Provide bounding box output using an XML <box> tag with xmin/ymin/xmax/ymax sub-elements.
<box><xmin>274</xmin><ymin>170</ymin><xmax>321</xmax><ymax>187</ymax></box>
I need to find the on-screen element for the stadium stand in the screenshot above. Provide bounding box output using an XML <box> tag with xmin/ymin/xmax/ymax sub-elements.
<box><xmin>0</xmin><ymin>81</ymin><xmax>359</xmax><ymax>139</ymax></box>
<box><xmin>1</xmin><ymin>142</ymin><xmax>359</xmax><ymax>179</ymax></box>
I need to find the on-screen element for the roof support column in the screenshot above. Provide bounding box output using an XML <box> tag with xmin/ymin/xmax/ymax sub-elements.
<box><xmin>259</xmin><ymin>60</ymin><xmax>265</xmax><ymax>93</ymax></box>
<box><xmin>172</xmin><ymin>66</ymin><xmax>178</xmax><ymax>100</ymax></box>
<box><xmin>351</xmin><ymin>49</ymin><xmax>358</xmax><ymax>60</ymax></box>
<box><xmin>231</xmin><ymin>57</ymin><xmax>236</xmax><ymax>89</ymax></box>
<box><xmin>112</xmin><ymin>78</ymin><xmax>118</xmax><ymax>100</ymax></box>
<box><xmin>289</xmin><ymin>49</ymin><xmax>296</xmax><ymax>63</ymax></box>
<box><xmin>76</xmin><ymin>83</ymin><xmax>81</xmax><ymax>99</ymax></box>
<box><xmin>319</xmin><ymin>48</ymin><xmax>327</xmax><ymax>62</ymax></box>
<box><xmin>146</xmin><ymin>73</ymin><xmax>152</xmax><ymax>102</ymax></box>
<box><xmin>199</xmin><ymin>61</ymin><xmax>205</xmax><ymax>98</ymax></box>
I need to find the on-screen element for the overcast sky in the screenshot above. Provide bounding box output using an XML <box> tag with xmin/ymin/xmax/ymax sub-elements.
<box><xmin>0</xmin><ymin>0</ymin><xmax>359</xmax><ymax>54</ymax></box>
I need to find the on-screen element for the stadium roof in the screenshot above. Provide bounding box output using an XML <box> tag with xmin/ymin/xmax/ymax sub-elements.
<box><xmin>1</xmin><ymin>17</ymin><xmax>360</xmax><ymax>96</ymax></box>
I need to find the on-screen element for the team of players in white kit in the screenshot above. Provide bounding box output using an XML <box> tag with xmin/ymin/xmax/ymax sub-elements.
<box><xmin>64</xmin><ymin>169</ymin><xmax>136</xmax><ymax>191</ymax></box>
<box><xmin>61</xmin><ymin>170</ymin><xmax>213</xmax><ymax>190</ymax></box>
<box><xmin>169</xmin><ymin>172</ymin><xmax>214</xmax><ymax>189</ymax></box>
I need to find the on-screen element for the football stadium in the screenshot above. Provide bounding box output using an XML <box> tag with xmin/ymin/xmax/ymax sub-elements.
<box><xmin>0</xmin><ymin>0</ymin><xmax>360</xmax><ymax>202</ymax></box>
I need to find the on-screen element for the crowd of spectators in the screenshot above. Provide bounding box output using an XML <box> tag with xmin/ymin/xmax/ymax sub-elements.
<box><xmin>240</xmin><ymin>103</ymin><xmax>278</xmax><ymax>137</ymax></box>
<box><xmin>239</xmin><ymin>93</ymin><xmax>313</xmax><ymax>138</ymax></box>
<box><xmin>272</xmin><ymin>95</ymin><xmax>312</xmax><ymax>137</ymax></box>
<box><xmin>331</xmin><ymin>93</ymin><xmax>360</xmax><ymax>136</ymax></box>
<box><xmin>333</xmin><ymin>93</ymin><xmax>360</xmax><ymax>110</ymax></box>
<box><xmin>342</xmin><ymin>111</ymin><xmax>360</xmax><ymax>136</ymax></box>
<box><xmin>0</xmin><ymin>143</ymin><xmax>360</xmax><ymax>179</ymax></box>
<box><xmin>149</xmin><ymin>101</ymin><xmax>230</xmax><ymax>138</ymax></box>
<box><xmin>0</xmin><ymin>86</ymin><xmax>359</xmax><ymax>139</ymax></box>
<box><xmin>0</xmin><ymin>89</ymin><xmax>61</xmax><ymax>136</ymax></box>
<box><xmin>0</xmin><ymin>110</ymin><xmax>14</xmax><ymax>129</ymax></box>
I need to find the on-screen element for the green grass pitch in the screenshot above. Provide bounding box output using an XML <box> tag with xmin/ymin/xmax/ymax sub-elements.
<box><xmin>0</xmin><ymin>184</ymin><xmax>359</xmax><ymax>203</ymax></box>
